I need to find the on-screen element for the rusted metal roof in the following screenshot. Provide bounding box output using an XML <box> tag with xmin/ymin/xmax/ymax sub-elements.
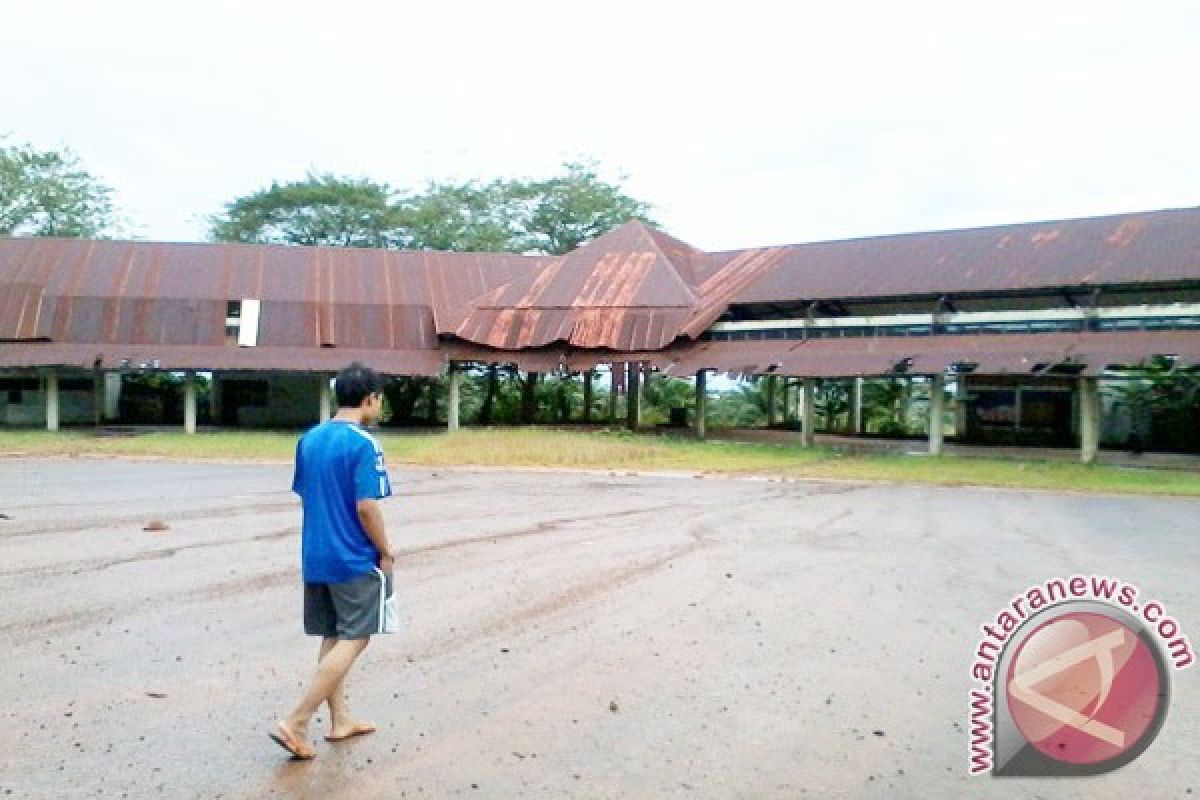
<box><xmin>2</xmin><ymin>208</ymin><xmax>1199</xmax><ymax>375</ymax></box>
<box><xmin>730</xmin><ymin>207</ymin><xmax>1200</xmax><ymax>305</ymax></box>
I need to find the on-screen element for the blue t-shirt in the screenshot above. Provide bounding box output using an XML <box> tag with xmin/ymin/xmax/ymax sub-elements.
<box><xmin>292</xmin><ymin>420</ymin><xmax>392</xmax><ymax>583</ymax></box>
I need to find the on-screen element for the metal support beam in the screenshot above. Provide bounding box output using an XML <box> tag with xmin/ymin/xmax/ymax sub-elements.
<box><xmin>45</xmin><ymin>368</ymin><xmax>59</xmax><ymax>432</ymax></box>
<box><xmin>801</xmin><ymin>378</ymin><xmax>816</xmax><ymax>447</ymax></box>
<box><xmin>447</xmin><ymin>364</ymin><xmax>461</xmax><ymax>431</ymax></box>
<box><xmin>694</xmin><ymin>369</ymin><xmax>708</xmax><ymax>440</ymax></box>
<box><xmin>1080</xmin><ymin>376</ymin><xmax>1100</xmax><ymax>464</ymax></box>
<box><xmin>184</xmin><ymin>371</ymin><xmax>197</xmax><ymax>434</ymax></box>
<box><xmin>928</xmin><ymin>373</ymin><xmax>944</xmax><ymax>455</ymax></box>
<box><xmin>582</xmin><ymin>370</ymin><xmax>594</xmax><ymax>423</ymax></box>
<box><xmin>780</xmin><ymin>378</ymin><xmax>792</xmax><ymax>424</ymax></box>
<box><xmin>626</xmin><ymin>361</ymin><xmax>641</xmax><ymax>431</ymax></box>
<box><xmin>319</xmin><ymin>375</ymin><xmax>332</xmax><ymax>422</ymax></box>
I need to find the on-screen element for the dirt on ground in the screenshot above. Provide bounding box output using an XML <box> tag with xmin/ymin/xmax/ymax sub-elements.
<box><xmin>0</xmin><ymin>458</ymin><xmax>1197</xmax><ymax>799</ymax></box>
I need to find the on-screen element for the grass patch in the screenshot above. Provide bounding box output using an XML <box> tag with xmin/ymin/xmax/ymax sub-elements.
<box><xmin>2</xmin><ymin>428</ymin><xmax>1199</xmax><ymax>497</ymax></box>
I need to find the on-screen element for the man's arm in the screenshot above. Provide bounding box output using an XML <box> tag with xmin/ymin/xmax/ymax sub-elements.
<box><xmin>356</xmin><ymin>498</ymin><xmax>393</xmax><ymax>571</ymax></box>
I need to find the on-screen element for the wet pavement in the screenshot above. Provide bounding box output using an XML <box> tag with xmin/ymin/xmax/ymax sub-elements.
<box><xmin>0</xmin><ymin>457</ymin><xmax>1197</xmax><ymax>799</ymax></box>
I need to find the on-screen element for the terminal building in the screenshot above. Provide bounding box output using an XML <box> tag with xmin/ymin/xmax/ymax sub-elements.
<box><xmin>2</xmin><ymin>206</ymin><xmax>1198</xmax><ymax>462</ymax></box>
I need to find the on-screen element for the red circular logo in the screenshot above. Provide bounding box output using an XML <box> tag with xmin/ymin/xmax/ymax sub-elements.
<box><xmin>1005</xmin><ymin>611</ymin><xmax>1162</xmax><ymax>765</ymax></box>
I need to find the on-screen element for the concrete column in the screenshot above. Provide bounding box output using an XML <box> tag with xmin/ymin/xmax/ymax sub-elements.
<box><xmin>928</xmin><ymin>373</ymin><xmax>944</xmax><ymax>455</ymax></box>
<box><xmin>582</xmin><ymin>370</ymin><xmax>594</xmax><ymax>423</ymax></box>
<box><xmin>447</xmin><ymin>365</ymin><xmax>461</xmax><ymax>431</ymax></box>
<box><xmin>319</xmin><ymin>375</ymin><xmax>332</xmax><ymax>421</ymax></box>
<box><xmin>694</xmin><ymin>369</ymin><xmax>708</xmax><ymax>440</ymax></box>
<box><xmin>626</xmin><ymin>361</ymin><xmax>641</xmax><ymax>431</ymax></box>
<box><xmin>851</xmin><ymin>377</ymin><xmax>863</xmax><ymax>434</ymax></box>
<box><xmin>955</xmin><ymin>375</ymin><xmax>969</xmax><ymax>439</ymax></box>
<box><xmin>801</xmin><ymin>378</ymin><xmax>816</xmax><ymax>447</ymax></box>
<box><xmin>1080</xmin><ymin>375</ymin><xmax>1100</xmax><ymax>464</ymax></box>
<box><xmin>184</xmin><ymin>371</ymin><xmax>198</xmax><ymax>434</ymax></box>
<box><xmin>781</xmin><ymin>378</ymin><xmax>792</xmax><ymax>424</ymax></box>
<box><xmin>765</xmin><ymin>375</ymin><xmax>778</xmax><ymax>427</ymax></box>
<box><xmin>104</xmin><ymin>372</ymin><xmax>122</xmax><ymax>421</ymax></box>
<box><xmin>608</xmin><ymin>364</ymin><xmax>619</xmax><ymax>422</ymax></box>
<box><xmin>45</xmin><ymin>368</ymin><xmax>60</xmax><ymax>431</ymax></box>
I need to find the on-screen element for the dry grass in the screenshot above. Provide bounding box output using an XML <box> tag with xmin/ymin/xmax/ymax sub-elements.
<box><xmin>2</xmin><ymin>428</ymin><xmax>1199</xmax><ymax>496</ymax></box>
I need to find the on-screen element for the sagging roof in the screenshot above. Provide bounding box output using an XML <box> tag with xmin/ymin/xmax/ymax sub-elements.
<box><xmin>1</xmin><ymin>207</ymin><xmax>1198</xmax><ymax>375</ymax></box>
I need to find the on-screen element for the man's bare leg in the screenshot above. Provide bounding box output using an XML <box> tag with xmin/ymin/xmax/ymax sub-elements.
<box><xmin>278</xmin><ymin>637</ymin><xmax>370</xmax><ymax>747</ymax></box>
<box><xmin>318</xmin><ymin>637</ymin><xmax>375</xmax><ymax>739</ymax></box>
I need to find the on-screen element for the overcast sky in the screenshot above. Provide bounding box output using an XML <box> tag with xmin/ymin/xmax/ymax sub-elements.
<box><xmin>6</xmin><ymin>0</ymin><xmax>1198</xmax><ymax>251</ymax></box>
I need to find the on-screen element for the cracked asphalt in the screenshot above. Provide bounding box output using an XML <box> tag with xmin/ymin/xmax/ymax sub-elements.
<box><xmin>0</xmin><ymin>457</ymin><xmax>1197</xmax><ymax>799</ymax></box>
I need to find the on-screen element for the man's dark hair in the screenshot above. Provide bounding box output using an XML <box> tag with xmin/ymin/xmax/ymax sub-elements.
<box><xmin>335</xmin><ymin>362</ymin><xmax>383</xmax><ymax>408</ymax></box>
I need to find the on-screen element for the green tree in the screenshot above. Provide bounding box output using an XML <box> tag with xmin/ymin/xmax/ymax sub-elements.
<box><xmin>0</xmin><ymin>139</ymin><xmax>117</xmax><ymax>237</ymax></box>
<box><xmin>208</xmin><ymin>161</ymin><xmax>655</xmax><ymax>255</ymax></box>
<box><xmin>399</xmin><ymin>180</ymin><xmax>525</xmax><ymax>253</ymax></box>
<box><xmin>209</xmin><ymin>172</ymin><xmax>403</xmax><ymax>247</ymax></box>
<box><xmin>521</xmin><ymin>161</ymin><xmax>655</xmax><ymax>254</ymax></box>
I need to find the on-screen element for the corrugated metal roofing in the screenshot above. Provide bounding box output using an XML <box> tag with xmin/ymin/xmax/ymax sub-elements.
<box><xmin>2</xmin><ymin>207</ymin><xmax>1199</xmax><ymax>375</ymax></box>
<box><xmin>731</xmin><ymin>207</ymin><xmax>1200</xmax><ymax>305</ymax></box>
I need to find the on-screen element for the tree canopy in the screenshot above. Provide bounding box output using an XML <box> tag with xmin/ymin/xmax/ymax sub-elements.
<box><xmin>208</xmin><ymin>161</ymin><xmax>655</xmax><ymax>255</ymax></box>
<box><xmin>0</xmin><ymin>139</ymin><xmax>117</xmax><ymax>237</ymax></box>
<box><xmin>207</xmin><ymin>173</ymin><xmax>403</xmax><ymax>247</ymax></box>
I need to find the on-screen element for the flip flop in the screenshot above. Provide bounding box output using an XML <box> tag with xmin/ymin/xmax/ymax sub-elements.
<box><xmin>269</xmin><ymin>722</ymin><xmax>316</xmax><ymax>760</ymax></box>
<box><xmin>325</xmin><ymin>723</ymin><xmax>377</xmax><ymax>742</ymax></box>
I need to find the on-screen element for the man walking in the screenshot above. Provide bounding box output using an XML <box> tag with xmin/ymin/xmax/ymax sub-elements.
<box><xmin>270</xmin><ymin>363</ymin><xmax>395</xmax><ymax>760</ymax></box>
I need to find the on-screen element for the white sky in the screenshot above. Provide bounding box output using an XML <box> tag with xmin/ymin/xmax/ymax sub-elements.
<box><xmin>5</xmin><ymin>0</ymin><xmax>1198</xmax><ymax>251</ymax></box>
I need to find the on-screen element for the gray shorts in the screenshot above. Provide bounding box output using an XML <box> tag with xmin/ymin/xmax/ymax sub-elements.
<box><xmin>304</xmin><ymin>568</ymin><xmax>395</xmax><ymax>639</ymax></box>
